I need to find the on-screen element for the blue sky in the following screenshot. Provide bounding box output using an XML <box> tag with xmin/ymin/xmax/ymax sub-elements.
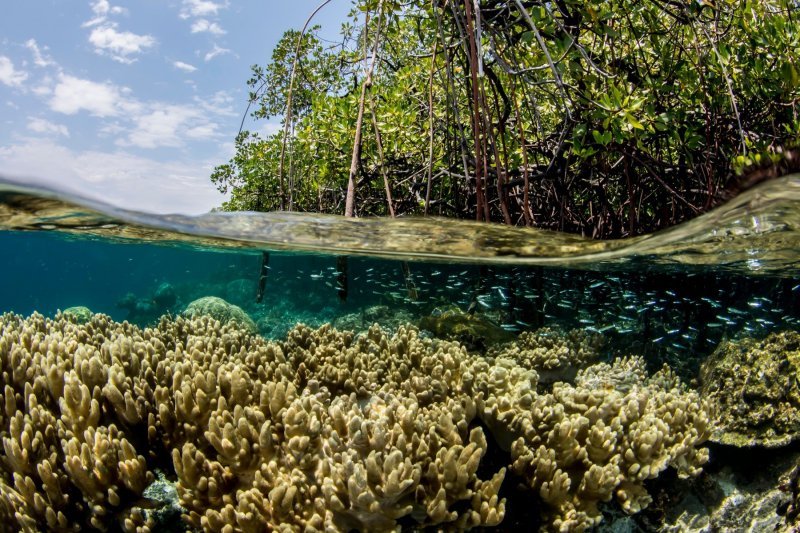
<box><xmin>0</xmin><ymin>0</ymin><xmax>353</xmax><ymax>213</ymax></box>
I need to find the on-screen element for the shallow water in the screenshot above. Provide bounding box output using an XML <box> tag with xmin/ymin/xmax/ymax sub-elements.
<box><xmin>1</xmin><ymin>175</ymin><xmax>799</xmax><ymax>532</ymax></box>
<box><xmin>2</xmin><ymin>174</ymin><xmax>800</xmax><ymax>270</ymax></box>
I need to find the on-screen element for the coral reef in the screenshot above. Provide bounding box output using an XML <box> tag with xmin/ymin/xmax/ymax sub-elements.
<box><xmin>0</xmin><ymin>312</ymin><xmax>710</xmax><ymax>532</ymax></box>
<box><xmin>0</xmin><ymin>312</ymin><xmax>157</xmax><ymax>531</ymax></box>
<box><xmin>0</xmin><ymin>313</ymin><xmax>502</xmax><ymax>531</ymax></box>
<box><xmin>183</xmin><ymin>296</ymin><xmax>257</xmax><ymax>334</ymax></box>
<box><xmin>474</xmin><ymin>355</ymin><xmax>711</xmax><ymax>531</ymax></box>
<box><xmin>488</xmin><ymin>327</ymin><xmax>604</xmax><ymax>384</ymax></box>
<box><xmin>170</xmin><ymin>321</ymin><xmax>504</xmax><ymax>531</ymax></box>
<box><xmin>700</xmin><ymin>330</ymin><xmax>800</xmax><ymax>447</ymax></box>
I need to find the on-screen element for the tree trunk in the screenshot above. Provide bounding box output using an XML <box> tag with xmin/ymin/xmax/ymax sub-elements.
<box><xmin>279</xmin><ymin>0</ymin><xmax>332</xmax><ymax>211</ymax></box>
<box><xmin>345</xmin><ymin>1</ymin><xmax>384</xmax><ymax>218</ymax></box>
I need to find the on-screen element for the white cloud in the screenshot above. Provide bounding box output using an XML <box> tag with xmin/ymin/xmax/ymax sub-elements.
<box><xmin>196</xmin><ymin>90</ymin><xmax>236</xmax><ymax>116</ymax></box>
<box><xmin>122</xmin><ymin>104</ymin><xmax>219</xmax><ymax>148</ymax></box>
<box><xmin>49</xmin><ymin>74</ymin><xmax>125</xmax><ymax>117</ymax></box>
<box><xmin>84</xmin><ymin>0</ymin><xmax>126</xmax><ymax>27</ymax></box>
<box><xmin>82</xmin><ymin>0</ymin><xmax>153</xmax><ymax>63</ymax></box>
<box><xmin>180</xmin><ymin>0</ymin><xmax>228</xmax><ymax>36</ymax></box>
<box><xmin>173</xmin><ymin>60</ymin><xmax>197</xmax><ymax>73</ymax></box>
<box><xmin>91</xmin><ymin>0</ymin><xmax>110</xmax><ymax>15</ymax></box>
<box><xmin>27</xmin><ymin>117</ymin><xmax>70</xmax><ymax>137</ymax></box>
<box><xmin>0</xmin><ymin>138</ymin><xmax>225</xmax><ymax>214</ymax></box>
<box><xmin>204</xmin><ymin>44</ymin><xmax>231</xmax><ymax>62</ymax></box>
<box><xmin>125</xmin><ymin>106</ymin><xmax>194</xmax><ymax>148</ymax></box>
<box><xmin>91</xmin><ymin>0</ymin><xmax>125</xmax><ymax>17</ymax></box>
<box><xmin>43</xmin><ymin>74</ymin><xmax>226</xmax><ymax>149</ymax></box>
<box><xmin>89</xmin><ymin>24</ymin><xmax>156</xmax><ymax>63</ymax></box>
<box><xmin>180</xmin><ymin>0</ymin><xmax>228</xmax><ymax>19</ymax></box>
<box><xmin>258</xmin><ymin>122</ymin><xmax>282</xmax><ymax>138</ymax></box>
<box><xmin>98</xmin><ymin>122</ymin><xmax>127</xmax><ymax>136</ymax></box>
<box><xmin>25</xmin><ymin>39</ymin><xmax>56</xmax><ymax>68</ymax></box>
<box><xmin>31</xmin><ymin>76</ymin><xmax>54</xmax><ymax>97</ymax></box>
<box><xmin>185</xmin><ymin>123</ymin><xmax>218</xmax><ymax>139</ymax></box>
<box><xmin>0</xmin><ymin>56</ymin><xmax>28</xmax><ymax>87</ymax></box>
<box><xmin>190</xmin><ymin>19</ymin><xmax>225</xmax><ymax>35</ymax></box>
<box><xmin>84</xmin><ymin>15</ymin><xmax>105</xmax><ymax>27</ymax></box>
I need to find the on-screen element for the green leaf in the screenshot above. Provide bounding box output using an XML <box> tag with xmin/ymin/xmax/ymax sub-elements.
<box><xmin>781</xmin><ymin>62</ymin><xmax>799</xmax><ymax>89</ymax></box>
<box><xmin>625</xmin><ymin>113</ymin><xmax>644</xmax><ymax>130</ymax></box>
<box><xmin>592</xmin><ymin>129</ymin><xmax>609</xmax><ymax>145</ymax></box>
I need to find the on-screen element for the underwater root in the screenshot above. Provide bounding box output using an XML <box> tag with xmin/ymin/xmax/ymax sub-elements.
<box><xmin>0</xmin><ymin>311</ymin><xmax>712</xmax><ymax>532</ymax></box>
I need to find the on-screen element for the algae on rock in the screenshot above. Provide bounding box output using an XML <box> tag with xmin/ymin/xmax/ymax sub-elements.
<box><xmin>418</xmin><ymin>307</ymin><xmax>515</xmax><ymax>350</ymax></box>
<box><xmin>700</xmin><ymin>330</ymin><xmax>800</xmax><ymax>447</ymax></box>
<box><xmin>61</xmin><ymin>305</ymin><xmax>93</xmax><ymax>323</ymax></box>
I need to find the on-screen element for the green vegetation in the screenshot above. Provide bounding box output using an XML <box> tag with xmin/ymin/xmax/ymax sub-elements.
<box><xmin>211</xmin><ymin>0</ymin><xmax>800</xmax><ymax>238</ymax></box>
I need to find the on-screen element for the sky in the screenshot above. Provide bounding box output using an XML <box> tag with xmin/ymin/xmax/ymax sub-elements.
<box><xmin>0</xmin><ymin>0</ymin><xmax>353</xmax><ymax>213</ymax></box>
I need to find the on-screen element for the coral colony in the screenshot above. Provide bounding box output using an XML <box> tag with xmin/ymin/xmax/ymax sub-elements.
<box><xmin>0</xmin><ymin>297</ymin><xmax>719</xmax><ymax>532</ymax></box>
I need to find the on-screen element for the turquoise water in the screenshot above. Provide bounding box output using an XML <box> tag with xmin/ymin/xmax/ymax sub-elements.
<box><xmin>1</xmin><ymin>230</ymin><xmax>798</xmax><ymax>370</ymax></box>
<box><xmin>1</xmin><ymin>177</ymin><xmax>800</xmax><ymax>532</ymax></box>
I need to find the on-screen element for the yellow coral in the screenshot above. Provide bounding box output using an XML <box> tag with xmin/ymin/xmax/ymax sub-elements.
<box><xmin>0</xmin><ymin>312</ymin><xmax>710</xmax><ymax>532</ymax></box>
<box><xmin>0</xmin><ymin>313</ymin><xmax>506</xmax><ymax>531</ymax></box>
<box><xmin>495</xmin><ymin>356</ymin><xmax>710</xmax><ymax>531</ymax></box>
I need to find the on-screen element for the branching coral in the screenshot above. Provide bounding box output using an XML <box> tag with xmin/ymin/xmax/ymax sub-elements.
<box><xmin>169</xmin><ymin>321</ymin><xmax>505</xmax><ymax>531</ymax></box>
<box><xmin>488</xmin><ymin>327</ymin><xmax>604</xmax><ymax>384</ymax></box>
<box><xmin>475</xmin><ymin>356</ymin><xmax>710</xmax><ymax>531</ymax></box>
<box><xmin>0</xmin><ymin>311</ymin><xmax>710</xmax><ymax>532</ymax></box>
<box><xmin>0</xmin><ymin>313</ymin><xmax>503</xmax><ymax>531</ymax></box>
<box><xmin>0</xmin><ymin>312</ymin><xmax>155</xmax><ymax>532</ymax></box>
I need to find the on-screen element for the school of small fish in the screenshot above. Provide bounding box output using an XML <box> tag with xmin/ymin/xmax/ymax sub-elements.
<box><xmin>255</xmin><ymin>255</ymin><xmax>800</xmax><ymax>365</ymax></box>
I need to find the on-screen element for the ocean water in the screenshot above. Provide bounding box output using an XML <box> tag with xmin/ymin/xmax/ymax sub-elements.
<box><xmin>1</xmin><ymin>176</ymin><xmax>799</xmax><ymax>532</ymax></box>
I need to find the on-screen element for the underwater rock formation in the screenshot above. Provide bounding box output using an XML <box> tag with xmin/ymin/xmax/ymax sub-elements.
<box><xmin>653</xmin><ymin>446</ymin><xmax>800</xmax><ymax>532</ymax></box>
<box><xmin>152</xmin><ymin>282</ymin><xmax>178</xmax><ymax>310</ymax></box>
<box><xmin>418</xmin><ymin>307</ymin><xmax>515</xmax><ymax>350</ymax></box>
<box><xmin>0</xmin><ymin>312</ymin><xmax>710</xmax><ymax>532</ymax></box>
<box><xmin>700</xmin><ymin>330</ymin><xmax>800</xmax><ymax>447</ymax></box>
<box><xmin>223</xmin><ymin>278</ymin><xmax>257</xmax><ymax>308</ymax></box>
<box><xmin>117</xmin><ymin>282</ymin><xmax>181</xmax><ymax>325</ymax></box>
<box><xmin>61</xmin><ymin>305</ymin><xmax>93</xmax><ymax>324</ymax></box>
<box><xmin>183</xmin><ymin>296</ymin><xmax>257</xmax><ymax>334</ymax></box>
<box><xmin>782</xmin><ymin>463</ymin><xmax>800</xmax><ymax>526</ymax></box>
<box><xmin>332</xmin><ymin>305</ymin><xmax>414</xmax><ymax>334</ymax></box>
<box><xmin>141</xmin><ymin>470</ymin><xmax>185</xmax><ymax>531</ymax></box>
